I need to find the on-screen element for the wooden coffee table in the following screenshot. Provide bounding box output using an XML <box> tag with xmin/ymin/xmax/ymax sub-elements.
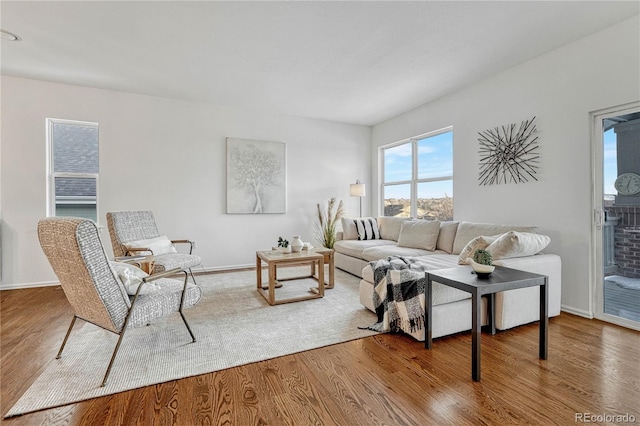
<box><xmin>256</xmin><ymin>249</ymin><xmax>325</xmax><ymax>305</ymax></box>
<box><xmin>308</xmin><ymin>247</ymin><xmax>335</xmax><ymax>293</ymax></box>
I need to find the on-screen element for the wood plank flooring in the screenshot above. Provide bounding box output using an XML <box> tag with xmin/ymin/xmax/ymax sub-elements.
<box><xmin>2</xmin><ymin>283</ymin><xmax>639</xmax><ymax>425</ymax></box>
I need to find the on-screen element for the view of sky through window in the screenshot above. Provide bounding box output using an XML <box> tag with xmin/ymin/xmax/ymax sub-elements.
<box><xmin>384</xmin><ymin>131</ymin><xmax>453</xmax><ymax>199</ymax></box>
<box><xmin>417</xmin><ymin>132</ymin><xmax>453</xmax><ymax>180</ymax></box>
<box><xmin>604</xmin><ymin>128</ymin><xmax>617</xmax><ymax>195</ymax></box>
<box><xmin>384</xmin><ymin>143</ymin><xmax>412</xmax><ymax>183</ymax></box>
<box><xmin>382</xmin><ymin>130</ymin><xmax>453</xmax><ymax>220</ymax></box>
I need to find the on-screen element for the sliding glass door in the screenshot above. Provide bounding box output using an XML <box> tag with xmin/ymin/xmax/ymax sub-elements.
<box><xmin>593</xmin><ymin>103</ymin><xmax>640</xmax><ymax>330</ymax></box>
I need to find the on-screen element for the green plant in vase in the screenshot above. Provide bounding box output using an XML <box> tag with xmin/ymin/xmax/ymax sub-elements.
<box><xmin>472</xmin><ymin>249</ymin><xmax>493</xmax><ymax>266</ymax></box>
<box><xmin>277</xmin><ymin>237</ymin><xmax>289</xmax><ymax>248</ymax></box>
<box><xmin>470</xmin><ymin>248</ymin><xmax>494</xmax><ymax>278</ymax></box>
<box><xmin>315</xmin><ymin>197</ymin><xmax>345</xmax><ymax>249</ymax></box>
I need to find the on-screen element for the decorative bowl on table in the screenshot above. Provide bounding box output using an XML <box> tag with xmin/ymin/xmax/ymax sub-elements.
<box><xmin>467</xmin><ymin>258</ymin><xmax>495</xmax><ymax>279</ymax></box>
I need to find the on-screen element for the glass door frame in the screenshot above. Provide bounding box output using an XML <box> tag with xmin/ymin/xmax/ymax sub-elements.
<box><xmin>590</xmin><ymin>101</ymin><xmax>640</xmax><ymax>331</ymax></box>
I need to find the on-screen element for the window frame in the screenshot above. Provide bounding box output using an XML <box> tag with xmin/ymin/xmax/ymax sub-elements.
<box><xmin>380</xmin><ymin>126</ymin><xmax>453</xmax><ymax>219</ymax></box>
<box><xmin>46</xmin><ymin>118</ymin><xmax>100</xmax><ymax>222</ymax></box>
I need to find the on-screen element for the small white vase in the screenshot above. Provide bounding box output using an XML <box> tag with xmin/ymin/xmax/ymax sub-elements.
<box><xmin>291</xmin><ymin>235</ymin><xmax>303</xmax><ymax>253</ymax></box>
<box><xmin>280</xmin><ymin>246</ymin><xmax>291</xmax><ymax>254</ymax></box>
<box><xmin>467</xmin><ymin>258</ymin><xmax>495</xmax><ymax>278</ymax></box>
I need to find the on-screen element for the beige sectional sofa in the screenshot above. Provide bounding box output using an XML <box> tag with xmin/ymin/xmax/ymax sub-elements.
<box><xmin>334</xmin><ymin>217</ymin><xmax>562</xmax><ymax>341</ymax></box>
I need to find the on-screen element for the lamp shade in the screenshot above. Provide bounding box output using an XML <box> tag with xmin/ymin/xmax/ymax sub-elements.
<box><xmin>350</xmin><ymin>181</ymin><xmax>365</xmax><ymax>197</ymax></box>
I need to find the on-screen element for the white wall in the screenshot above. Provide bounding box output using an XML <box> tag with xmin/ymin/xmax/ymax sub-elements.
<box><xmin>0</xmin><ymin>77</ymin><xmax>370</xmax><ymax>288</ymax></box>
<box><xmin>372</xmin><ymin>16</ymin><xmax>640</xmax><ymax>317</ymax></box>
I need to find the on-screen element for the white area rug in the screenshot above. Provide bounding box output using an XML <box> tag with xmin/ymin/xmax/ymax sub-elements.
<box><xmin>6</xmin><ymin>268</ymin><xmax>377</xmax><ymax>417</ymax></box>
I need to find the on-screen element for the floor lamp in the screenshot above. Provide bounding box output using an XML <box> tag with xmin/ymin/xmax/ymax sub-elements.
<box><xmin>350</xmin><ymin>180</ymin><xmax>366</xmax><ymax>217</ymax></box>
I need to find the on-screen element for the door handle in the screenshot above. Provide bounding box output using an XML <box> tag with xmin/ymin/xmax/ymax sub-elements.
<box><xmin>594</xmin><ymin>209</ymin><xmax>605</xmax><ymax>228</ymax></box>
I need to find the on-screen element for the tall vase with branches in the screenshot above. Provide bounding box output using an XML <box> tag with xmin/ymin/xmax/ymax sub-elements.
<box><xmin>315</xmin><ymin>198</ymin><xmax>345</xmax><ymax>249</ymax></box>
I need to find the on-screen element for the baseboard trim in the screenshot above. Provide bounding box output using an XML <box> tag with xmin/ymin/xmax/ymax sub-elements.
<box><xmin>194</xmin><ymin>264</ymin><xmax>255</xmax><ymax>274</ymax></box>
<box><xmin>1</xmin><ymin>280</ymin><xmax>59</xmax><ymax>291</ymax></box>
<box><xmin>561</xmin><ymin>305</ymin><xmax>593</xmax><ymax>319</ymax></box>
<box><xmin>1</xmin><ymin>264</ymin><xmax>258</xmax><ymax>290</ymax></box>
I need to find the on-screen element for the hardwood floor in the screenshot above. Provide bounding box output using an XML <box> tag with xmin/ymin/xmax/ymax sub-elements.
<box><xmin>2</xmin><ymin>284</ymin><xmax>639</xmax><ymax>425</ymax></box>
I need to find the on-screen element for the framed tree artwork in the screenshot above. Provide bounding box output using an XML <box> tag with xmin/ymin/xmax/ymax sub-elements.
<box><xmin>226</xmin><ymin>138</ymin><xmax>287</xmax><ymax>214</ymax></box>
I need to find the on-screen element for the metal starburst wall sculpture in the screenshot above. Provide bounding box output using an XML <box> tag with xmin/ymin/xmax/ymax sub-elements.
<box><xmin>477</xmin><ymin>116</ymin><xmax>539</xmax><ymax>185</ymax></box>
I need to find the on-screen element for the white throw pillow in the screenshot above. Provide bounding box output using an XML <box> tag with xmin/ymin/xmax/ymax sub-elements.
<box><xmin>124</xmin><ymin>235</ymin><xmax>177</xmax><ymax>255</ymax></box>
<box><xmin>109</xmin><ymin>261</ymin><xmax>161</xmax><ymax>295</ymax></box>
<box><xmin>340</xmin><ymin>217</ymin><xmax>359</xmax><ymax>240</ymax></box>
<box><xmin>378</xmin><ymin>216</ymin><xmax>412</xmax><ymax>241</ymax></box>
<box><xmin>436</xmin><ymin>221</ymin><xmax>459</xmax><ymax>254</ymax></box>
<box><xmin>396</xmin><ymin>220</ymin><xmax>440</xmax><ymax>251</ymax></box>
<box><xmin>355</xmin><ymin>217</ymin><xmax>381</xmax><ymax>240</ymax></box>
<box><xmin>486</xmin><ymin>231</ymin><xmax>551</xmax><ymax>260</ymax></box>
<box><xmin>457</xmin><ymin>235</ymin><xmax>499</xmax><ymax>265</ymax></box>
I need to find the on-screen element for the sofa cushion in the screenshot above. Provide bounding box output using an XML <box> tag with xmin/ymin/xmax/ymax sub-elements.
<box><xmin>457</xmin><ymin>235</ymin><xmax>500</xmax><ymax>265</ymax></box>
<box><xmin>452</xmin><ymin>222</ymin><xmax>537</xmax><ymax>255</ymax></box>
<box><xmin>487</xmin><ymin>231</ymin><xmax>551</xmax><ymax>260</ymax></box>
<box><xmin>397</xmin><ymin>220</ymin><xmax>440</xmax><ymax>250</ymax></box>
<box><xmin>378</xmin><ymin>216</ymin><xmax>412</xmax><ymax>241</ymax></box>
<box><xmin>436</xmin><ymin>221</ymin><xmax>459</xmax><ymax>253</ymax></box>
<box><xmin>412</xmin><ymin>253</ymin><xmax>461</xmax><ymax>270</ymax></box>
<box><xmin>361</xmin><ymin>245</ymin><xmax>439</xmax><ymax>262</ymax></box>
<box><xmin>334</xmin><ymin>239</ymin><xmax>396</xmax><ymax>259</ymax></box>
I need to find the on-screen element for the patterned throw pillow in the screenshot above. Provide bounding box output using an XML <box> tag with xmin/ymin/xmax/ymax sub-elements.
<box><xmin>355</xmin><ymin>217</ymin><xmax>380</xmax><ymax>240</ymax></box>
<box><xmin>457</xmin><ymin>235</ymin><xmax>499</xmax><ymax>265</ymax></box>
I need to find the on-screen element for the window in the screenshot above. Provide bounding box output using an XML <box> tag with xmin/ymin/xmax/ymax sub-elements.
<box><xmin>381</xmin><ymin>128</ymin><xmax>453</xmax><ymax>220</ymax></box>
<box><xmin>47</xmin><ymin>118</ymin><xmax>99</xmax><ymax>222</ymax></box>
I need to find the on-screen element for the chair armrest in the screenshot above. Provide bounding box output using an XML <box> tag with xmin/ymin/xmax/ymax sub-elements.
<box><xmin>126</xmin><ymin>247</ymin><xmax>154</xmax><ymax>255</ymax></box>
<box><xmin>130</xmin><ymin>268</ymin><xmax>185</xmax><ymax>302</ymax></box>
<box><xmin>171</xmin><ymin>239</ymin><xmax>194</xmax><ymax>254</ymax></box>
<box><xmin>114</xmin><ymin>255</ymin><xmax>146</xmax><ymax>263</ymax></box>
<box><xmin>142</xmin><ymin>268</ymin><xmax>182</xmax><ymax>283</ymax></box>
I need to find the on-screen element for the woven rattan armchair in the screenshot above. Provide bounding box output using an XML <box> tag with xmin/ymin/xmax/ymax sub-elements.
<box><xmin>106</xmin><ymin>210</ymin><xmax>201</xmax><ymax>284</ymax></box>
<box><xmin>38</xmin><ymin>217</ymin><xmax>202</xmax><ymax>387</ymax></box>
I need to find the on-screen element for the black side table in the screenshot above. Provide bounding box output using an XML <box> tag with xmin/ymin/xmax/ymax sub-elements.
<box><xmin>425</xmin><ymin>266</ymin><xmax>548</xmax><ymax>381</ymax></box>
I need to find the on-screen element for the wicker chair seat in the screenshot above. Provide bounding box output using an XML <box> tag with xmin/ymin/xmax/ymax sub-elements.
<box><xmin>152</xmin><ymin>253</ymin><xmax>202</xmax><ymax>274</ymax></box>
<box><xmin>127</xmin><ymin>278</ymin><xmax>201</xmax><ymax>328</ymax></box>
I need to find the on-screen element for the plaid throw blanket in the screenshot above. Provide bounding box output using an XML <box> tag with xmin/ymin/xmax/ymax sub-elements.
<box><xmin>365</xmin><ymin>256</ymin><xmax>430</xmax><ymax>334</ymax></box>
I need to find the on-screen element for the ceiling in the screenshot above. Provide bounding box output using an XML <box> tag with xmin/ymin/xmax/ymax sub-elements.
<box><xmin>1</xmin><ymin>1</ymin><xmax>638</xmax><ymax>126</ymax></box>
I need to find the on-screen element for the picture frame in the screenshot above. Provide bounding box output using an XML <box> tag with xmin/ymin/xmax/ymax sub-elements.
<box><xmin>226</xmin><ymin>138</ymin><xmax>286</xmax><ymax>214</ymax></box>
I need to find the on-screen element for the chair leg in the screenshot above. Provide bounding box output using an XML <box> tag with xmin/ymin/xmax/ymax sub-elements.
<box><xmin>180</xmin><ymin>271</ymin><xmax>196</xmax><ymax>342</ymax></box>
<box><xmin>101</xmin><ymin>286</ymin><xmax>143</xmax><ymax>387</ymax></box>
<box><xmin>101</xmin><ymin>328</ymin><xmax>128</xmax><ymax>387</ymax></box>
<box><xmin>56</xmin><ymin>316</ymin><xmax>77</xmax><ymax>359</ymax></box>
<box><xmin>180</xmin><ymin>311</ymin><xmax>196</xmax><ymax>343</ymax></box>
<box><xmin>188</xmin><ymin>268</ymin><xmax>197</xmax><ymax>285</ymax></box>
